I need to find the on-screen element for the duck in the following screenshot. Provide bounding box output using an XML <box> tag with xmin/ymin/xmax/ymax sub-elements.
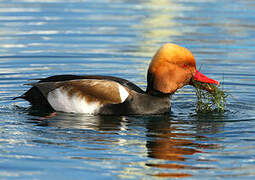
<box><xmin>15</xmin><ymin>43</ymin><xmax>219</xmax><ymax>115</ymax></box>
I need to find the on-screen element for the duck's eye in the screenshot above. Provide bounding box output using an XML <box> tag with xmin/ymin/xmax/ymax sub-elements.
<box><xmin>182</xmin><ymin>64</ymin><xmax>188</xmax><ymax>68</ymax></box>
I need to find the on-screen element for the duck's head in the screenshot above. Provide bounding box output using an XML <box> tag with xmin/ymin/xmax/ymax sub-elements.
<box><xmin>147</xmin><ymin>43</ymin><xmax>219</xmax><ymax>95</ymax></box>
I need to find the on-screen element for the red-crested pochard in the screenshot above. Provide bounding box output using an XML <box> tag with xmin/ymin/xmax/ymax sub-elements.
<box><xmin>16</xmin><ymin>43</ymin><xmax>219</xmax><ymax>115</ymax></box>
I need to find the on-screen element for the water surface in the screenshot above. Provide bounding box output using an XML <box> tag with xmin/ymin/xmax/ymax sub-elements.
<box><xmin>1</xmin><ymin>0</ymin><xmax>255</xmax><ymax>179</ymax></box>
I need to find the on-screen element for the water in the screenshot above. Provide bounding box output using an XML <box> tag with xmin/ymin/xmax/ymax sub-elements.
<box><xmin>1</xmin><ymin>0</ymin><xmax>255</xmax><ymax>179</ymax></box>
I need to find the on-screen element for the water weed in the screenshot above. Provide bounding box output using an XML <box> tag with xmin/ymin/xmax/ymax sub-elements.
<box><xmin>192</xmin><ymin>80</ymin><xmax>227</xmax><ymax>113</ymax></box>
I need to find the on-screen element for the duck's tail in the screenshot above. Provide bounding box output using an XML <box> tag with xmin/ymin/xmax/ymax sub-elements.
<box><xmin>12</xmin><ymin>95</ymin><xmax>25</xmax><ymax>100</ymax></box>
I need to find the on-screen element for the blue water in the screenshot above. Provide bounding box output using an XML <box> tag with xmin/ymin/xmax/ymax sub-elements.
<box><xmin>1</xmin><ymin>0</ymin><xmax>255</xmax><ymax>179</ymax></box>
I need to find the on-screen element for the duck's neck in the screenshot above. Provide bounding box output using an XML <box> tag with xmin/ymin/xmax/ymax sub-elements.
<box><xmin>146</xmin><ymin>87</ymin><xmax>171</xmax><ymax>97</ymax></box>
<box><xmin>146</xmin><ymin>71</ymin><xmax>171</xmax><ymax>98</ymax></box>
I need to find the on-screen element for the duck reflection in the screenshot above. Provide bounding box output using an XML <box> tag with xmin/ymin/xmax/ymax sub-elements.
<box><xmin>28</xmin><ymin>111</ymin><xmax>221</xmax><ymax>178</ymax></box>
<box><xmin>144</xmin><ymin>116</ymin><xmax>220</xmax><ymax>178</ymax></box>
<box><xmin>27</xmin><ymin>111</ymin><xmax>129</xmax><ymax>150</ymax></box>
<box><xmin>30</xmin><ymin>111</ymin><xmax>127</xmax><ymax>132</ymax></box>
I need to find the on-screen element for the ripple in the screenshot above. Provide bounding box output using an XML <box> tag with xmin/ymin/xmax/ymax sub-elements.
<box><xmin>0</xmin><ymin>0</ymin><xmax>255</xmax><ymax>179</ymax></box>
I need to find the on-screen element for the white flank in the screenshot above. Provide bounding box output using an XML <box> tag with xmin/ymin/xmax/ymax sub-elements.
<box><xmin>118</xmin><ymin>84</ymin><xmax>129</xmax><ymax>102</ymax></box>
<box><xmin>47</xmin><ymin>88</ymin><xmax>101</xmax><ymax>114</ymax></box>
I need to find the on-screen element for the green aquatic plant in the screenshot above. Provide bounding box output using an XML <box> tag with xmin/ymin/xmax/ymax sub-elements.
<box><xmin>192</xmin><ymin>79</ymin><xmax>227</xmax><ymax>113</ymax></box>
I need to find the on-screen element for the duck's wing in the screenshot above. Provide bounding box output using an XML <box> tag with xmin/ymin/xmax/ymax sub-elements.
<box><xmin>14</xmin><ymin>74</ymin><xmax>144</xmax><ymax>112</ymax></box>
<box><xmin>29</xmin><ymin>79</ymin><xmax>131</xmax><ymax>114</ymax></box>
<box><xmin>35</xmin><ymin>74</ymin><xmax>144</xmax><ymax>93</ymax></box>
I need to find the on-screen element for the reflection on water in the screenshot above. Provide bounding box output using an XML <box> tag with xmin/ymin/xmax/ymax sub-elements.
<box><xmin>145</xmin><ymin>117</ymin><xmax>221</xmax><ymax>178</ymax></box>
<box><xmin>133</xmin><ymin>0</ymin><xmax>184</xmax><ymax>56</ymax></box>
<box><xmin>1</xmin><ymin>0</ymin><xmax>255</xmax><ymax>179</ymax></box>
<box><xmin>34</xmin><ymin>113</ymin><xmax>127</xmax><ymax>132</ymax></box>
<box><xmin>27</xmin><ymin>112</ymin><xmax>224</xmax><ymax>178</ymax></box>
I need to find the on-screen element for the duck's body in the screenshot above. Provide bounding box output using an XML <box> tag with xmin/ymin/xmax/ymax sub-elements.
<box><xmin>16</xmin><ymin>43</ymin><xmax>219</xmax><ymax>115</ymax></box>
<box><xmin>22</xmin><ymin>75</ymin><xmax>171</xmax><ymax>114</ymax></box>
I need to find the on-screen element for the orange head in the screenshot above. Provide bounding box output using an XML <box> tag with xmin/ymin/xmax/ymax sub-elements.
<box><xmin>147</xmin><ymin>43</ymin><xmax>219</xmax><ymax>95</ymax></box>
